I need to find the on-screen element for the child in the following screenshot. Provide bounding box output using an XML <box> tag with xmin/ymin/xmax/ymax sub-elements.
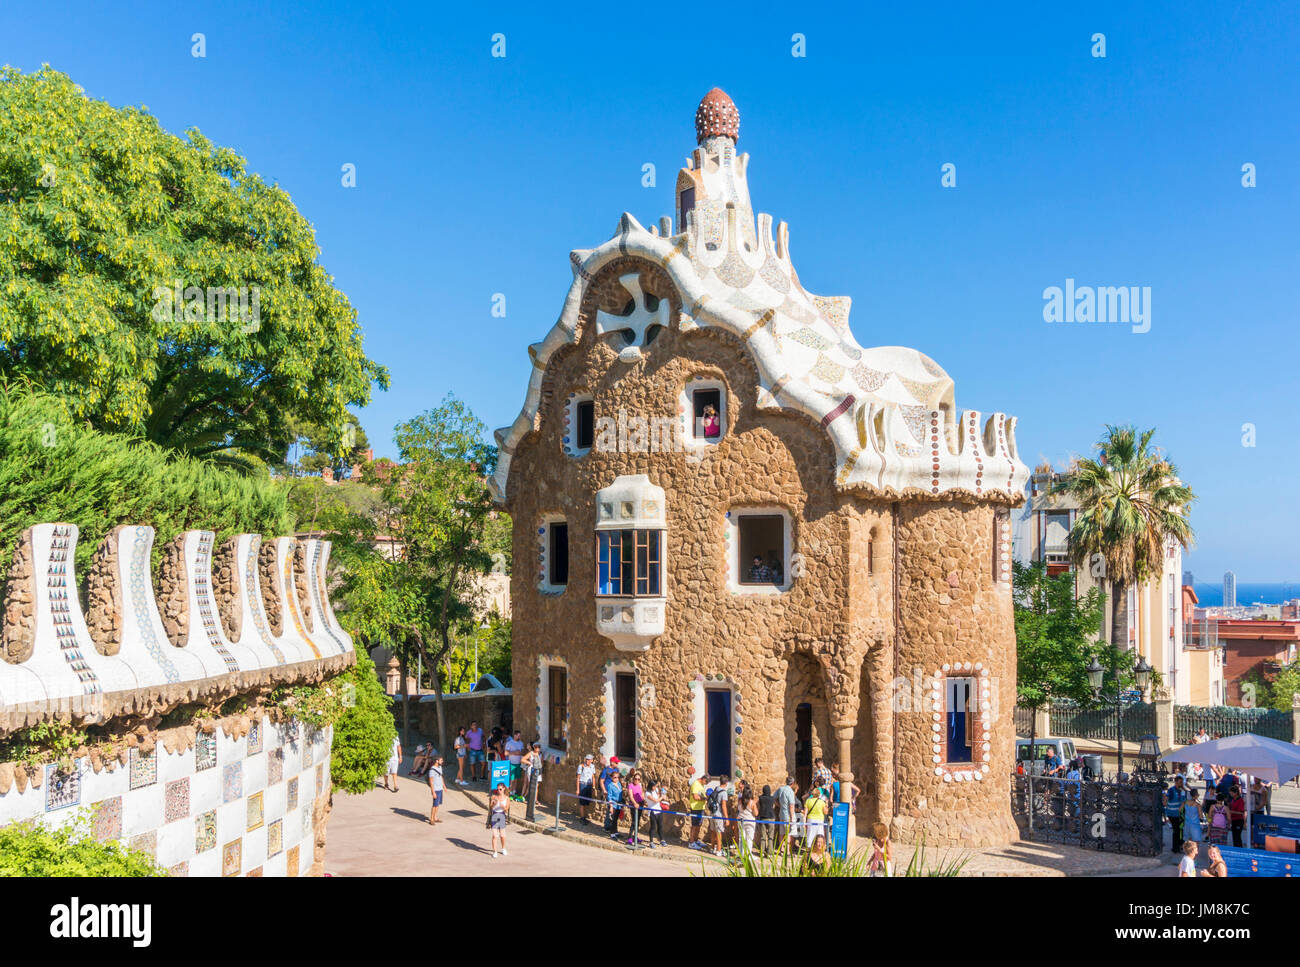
<box><xmin>427</xmin><ymin>755</ymin><xmax>445</xmax><ymax>825</ymax></box>
<box><xmin>868</xmin><ymin>821</ymin><xmax>891</xmax><ymax>876</ymax></box>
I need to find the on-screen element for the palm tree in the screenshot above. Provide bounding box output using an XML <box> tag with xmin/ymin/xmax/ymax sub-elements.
<box><xmin>1052</xmin><ymin>426</ymin><xmax>1195</xmax><ymax>651</ymax></box>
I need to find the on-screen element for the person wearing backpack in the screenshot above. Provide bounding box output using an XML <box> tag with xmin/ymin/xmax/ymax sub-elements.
<box><xmin>1162</xmin><ymin>775</ymin><xmax>1187</xmax><ymax>853</ymax></box>
<box><xmin>707</xmin><ymin>776</ymin><xmax>730</xmax><ymax>857</ymax></box>
<box><xmin>687</xmin><ymin>772</ymin><xmax>709</xmax><ymax>850</ymax></box>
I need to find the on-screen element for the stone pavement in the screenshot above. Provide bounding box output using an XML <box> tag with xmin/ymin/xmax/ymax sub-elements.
<box><xmin>324</xmin><ymin>753</ymin><xmax>1185</xmax><ymax>876</ymax></box>
<box><xmin>322</xmin><ymin>762</ymin><xmax>696</xmax><ymax>877</ymax></box>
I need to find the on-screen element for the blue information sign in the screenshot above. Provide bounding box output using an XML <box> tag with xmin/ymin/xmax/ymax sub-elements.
<box><xmin>489</xmin><ymin>759</ymin><xmax>510</xmax><ymax>791</ymax></box>
<box><xmin>829</xmin><ymin>802</ymin><xmax>851</xmax><ymax>859</ymax></box>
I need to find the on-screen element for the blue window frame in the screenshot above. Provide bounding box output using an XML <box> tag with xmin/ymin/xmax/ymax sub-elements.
<box><xmin>597</xmin><ymin>530</ymin><xmax>661</xmax><ymax>596</ymax></box>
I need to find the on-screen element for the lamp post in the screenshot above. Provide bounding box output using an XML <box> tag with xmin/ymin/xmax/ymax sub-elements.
<box><xmin>1088</xmin><ymin>652</ymin><xmax>1152</xmax><ymax>776</ymax></box>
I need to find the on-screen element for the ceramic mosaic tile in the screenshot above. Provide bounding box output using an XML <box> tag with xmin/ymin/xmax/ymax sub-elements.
<box><xmin>195</xmin><ymin>810</ymin><xmax>217</xmax><ymax>853</ymax></box>
<box><xmin>268</xmin><ymin>747</ymin><xmax>284</xmax><ymax>785</ymax></box>
<box><xmin>92</xmin><ymin>796</ymin><xmax>122</xmax><ymax>842</ymax></box>
<box><xmin>286</xmin><ymin>777</ymin><xmax>299</xmax><ymax>811</ymax></box>
<box><xmin>246</xmin><ymin>790</ymin><xmax>264</xmax><ymax>831</ymax></box>
<box><xmin>129</xmin><ymin>747</ymin><xmax>157</xmax><ymax>789</ymax></box>
<box><xmin>301</xmin><ymin>738</ymin><xmax>314</xmax><ymax>769</ymax></box>
<box><xmin>195</xmin><ymin>730</ymin><xmax>217</xmax><ymax>771</ymax></box>
<box><xmin>286</xmin><ymin>845</ymin><xmax>300</xmax><ymax>878</ymax></box>
<box><xmin>168</xmin><ymin>860</ymin><xmax>189</xmax><ymax>878</ymax></box>
<box><xmin>222</xmin><ymin>838</ymin><xmax>241</xmax><ymax>877</ymax></box>
<box><xmin>129</xmin><ymin>830</ymin><xmax>157</xmax><ymax>858</ymax></box>
<box><xmin>44</xmin><ymin>764</ymin><xmax>81</xmax><ymax>812</ymax></box>
<box><xmin>316</xmin><ymin>763</ymin><xmax>324</xmax><ymax>797</ymax></box>
<box><xmin>267</xmin><ymin>818</ymin><xmax>283</xmax><ymax>857</ymax></box>
<box><xmin>246</xmin><ymin>865</ymin><xmax>263</xmax><ymax>877</ymax></box>
<box><xmin>164</xmin><ymin>777</ymin><xmax>189</xmax><ymax>823</ymax></box>
<box><xmin>301</xmin><ymin>803</ymin><xmax>311</xmax><ymax>837</ymax></box>
<box><xmin>246</xmin><ymin>720</ymin><xmax>262</xmax><ymax>756</ymax></box>
<box><xmin>222</xmin><ymin>762</ymin><xmax>242</xmax><ymax>803</ymax></box>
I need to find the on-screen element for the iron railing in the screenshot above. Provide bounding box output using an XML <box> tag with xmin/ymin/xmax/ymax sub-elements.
<box><xmin>1014</xmin><ymin>706</ymin><xmax>1034</xmax><ymax>737</ymax></box>
<box><xmin>1048</xmin><ymin>700</ymin><xmax>1156</xmax><ymax>742</ymax></box>
<box><xmin>1173</xmin><ymin>705</ymin><xmax>1293</xmax><ymax>744</ymax></box>
<box><xmin>1011</xmin><ymin>773</ymin><xmax>1164</xmax><ymax>856</ymax></box>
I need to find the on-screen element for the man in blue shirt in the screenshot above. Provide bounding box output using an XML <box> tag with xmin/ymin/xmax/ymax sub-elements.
<box><xmin>1164</xmin><ymin>775</ymin><xmax>1188</xmax><ymax>852</ymax></box>
<box><xmin>1043</xmin><ymin>749</ymin><xmax>1063</xmax><ymax>776</ymax></box>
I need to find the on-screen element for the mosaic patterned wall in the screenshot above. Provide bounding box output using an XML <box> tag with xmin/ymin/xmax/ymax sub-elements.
<box><xmin>0</xmin><ymin>714</ymin><xmax>330</xmax><ymax>877</ymax></box>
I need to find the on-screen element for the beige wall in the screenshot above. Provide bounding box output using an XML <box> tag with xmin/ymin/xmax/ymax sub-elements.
<box><xmin>505</xmin><ymin>258</ymin><xmax>1018</xmax><ymax>847</ymax></box>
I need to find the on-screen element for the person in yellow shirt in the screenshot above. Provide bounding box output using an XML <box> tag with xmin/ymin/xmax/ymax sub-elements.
<box><xmin>687</xmin><ymin>771</ymin><xmax>709</xmax><ymax>850</ymax></box>
<box><xmin>803</xmin><ymin>788</ymin><xmax>828</xmax><ymax>848</ymax></box>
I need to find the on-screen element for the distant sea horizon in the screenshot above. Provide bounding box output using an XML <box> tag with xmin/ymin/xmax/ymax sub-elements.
<box><xmin>1193</xmin><ymin>583</ymin><xmax>1300</xmax><ymax>607</ymax></box>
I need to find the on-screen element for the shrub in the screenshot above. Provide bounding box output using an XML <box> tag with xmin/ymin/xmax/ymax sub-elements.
<box><xmin>0</xmin><ymin>816</ymin><xmax>166</xmax><ymax>877</ymax></box>
<box><xmin>323</xmin><ymin>649</ymin><xmax>397</xmax><ymax>795</ymax></box>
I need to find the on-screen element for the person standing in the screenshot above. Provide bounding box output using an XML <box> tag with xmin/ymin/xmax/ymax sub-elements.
<box><xmin>738</xmin><ymin>790</ymin><xmax>757</xmax><ymax>854</ymax></box>
<box><xmin>1199</xmin><ymin>844</ymin><xmax>1228</xmax><ymax>877</ymax></box>
<box><xmin>624</xmin><ymin>770</ymin><xmax>646</xmax><ymax>846</ymax></box>
<box><xmin>774</xmin><ymin>777</ymin><xmax>797</xmax><ymax>854</ymax></box>
<box><xmin>384</xmin><ymin>734</ymin><xmax>402</xmax><ymax>792</ymax></box>
<box><xmin>453</xmin><ymin>727</ymin><xmax>468</xmax><ymax>785</ymax></box>
<box><xmin>708</xmin><ymin>775</ymin><xmax>731</xmax><ymax>857</ymax></box>
<box><xmin>1227</xmin><ymin>785</ymin><xmax>1247</xmax><ymax>848</ymax></box>
<box><xmin>427</xmin><ymin>755</ymin><xmax>445</xmax><ymax>825</ymax></box>
<box><xmin>1181</xmin><ymin>788</ymin><xmax>1203</xmax><ymax>846</ymax></box>
<box><xmin>466</xmin><ymin>721</ymin><xmax>485</xmax><ymax>781</ymax></box>
<box><xmin>812</xmin><ymin>758</ymin><xmax>833</xmax><ymax>796</ymax></box>
<box><xmin>488</xmin><ymin>783</ymin><xmax>510</xmax><ymax>858</ymax></box>
<box><xmin>1163</xmin><ymin>775</ymin><xmax>1187</xmax><ymax>852</ymax></box>
<box><xmin>604</xmin><ymin>771</ymin><xmax>625</xmax><ymax>838</ymax></box>
<box><xmin>756</xmin><ymin>785</ymin><xmax>776</xmax><ymax>855</ymax></box>
<box><xmin>803</xmin><ymin>787</ymin><xmax>828</xmax><ymax>848</ymax></box>
<box><xmin>644</xmin><ymin>777</ymin><xmax>667</xmax><ymax>847</ymax></box>
<box><xmin>576</xmin><ymin>754</ymin><xmax>597</xmax><ymax>825</ymax></box>
<box><xmin>867</xmin><ymin>821</ymin><xmax>892</xmax><ymax>876</ymax></box>
<box><xmin>1178</xmin><ymin>840</ymin><xmax>1198</xmax><ymax>877</ymax></box>
<box><xmin>687</xmin><ymin>771</ymin><xmax>709</xmax><ymax>850</ymax></box>
<box><xmin>504</xmin><ymin>730</ymin><xmax>526</xmax><ymax>798</ymax></box>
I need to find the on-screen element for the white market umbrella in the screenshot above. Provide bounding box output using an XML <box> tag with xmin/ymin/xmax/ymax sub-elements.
<box><xmin>1161</xmin><ymin>733</ymin><xmax>1300</xmax><ymax>848</ymax></box>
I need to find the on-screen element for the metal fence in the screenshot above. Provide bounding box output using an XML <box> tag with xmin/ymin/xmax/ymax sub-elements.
<box><xmin>1011</xmin><ymin>773</ymin><xmax>1164</xmax><ymax>856</ymax></box>
<box><xmin>1048</xmin><ymin>700</ymin><xmax>1156</xmax><ymax>742</ymax></box>
<box><xmin>1173</xmin><ymin>705</ymin><xmax>1293</xmax><ymax>744</ymax></box>
<box><xmin>1014</xmin><ymin>706</ymin><xmax>1034</xmax><ymax>737</ymax></box>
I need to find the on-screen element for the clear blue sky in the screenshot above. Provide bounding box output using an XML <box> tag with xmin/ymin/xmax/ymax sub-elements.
<box><xmin>7</xmin><ymin>1</ymin><xmax>1298</xmax><ymax>580</ymax></box>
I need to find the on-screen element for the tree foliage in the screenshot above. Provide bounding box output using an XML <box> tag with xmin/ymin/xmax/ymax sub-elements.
<box><xmin>323</xmin><ymin>648</ymin><xmax>398</xmax><ymax>795</ymax></box>
<box><xmin>0</xmin><ymin>381</ymin><xmax>288</xmax><ymax>576</ymax></box>
<box><xmin>1052</xmin><ymin>425</ymin><xmax>1195</xmax><ymax>648</ymax></box>
<box><xmin>1013</xmin><ymin>561</ymin><xmax>1108</xmax><ymax>712</ymax></box>
<box><xmin>0</xmin><ymin>66</ymin><xmax>388</xmax><ymax>468</ymax></box>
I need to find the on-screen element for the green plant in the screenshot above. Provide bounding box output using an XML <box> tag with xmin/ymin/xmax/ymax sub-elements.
<box><xmin>699</xmin><ymin>834</ymin><xmax>968</xmax><ymax>877</ymax></box>
<box><xmin>0</xmin><ymin>815</ymin><xmax>166</xmax><ymax>877</ymax></box>
<box><xmin>0</xmin><ymin>721</ymin><xmax>90</xmax><ymax>771</ymax></box>
<box><xmin>0</xmin><ymin>66</ymin><xmax>387</xmax><ymax>467</ymax></box>
<box><xmin>319</xmin><ymin>650</ymin><xmax>396</xmax><ymax>795</ymax></box>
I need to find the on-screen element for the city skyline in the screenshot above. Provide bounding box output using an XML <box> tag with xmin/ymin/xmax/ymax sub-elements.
<box><xmin>6</xmin><ymin>1</ymin><xmax>1298</xmax><ymax>579</ymax></box>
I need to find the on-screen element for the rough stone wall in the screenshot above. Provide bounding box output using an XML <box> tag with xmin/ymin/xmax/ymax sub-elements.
<box><xmin>293</xmin><ymin>544</ymin><xmax>314</xmax><ymax>633</ymax></box>
<box><xmin>507</xmin><ymin>256</ymin><xmax>1020</xmax><ymax>848</ymax></box>
<box><xmin>891</xmin><ymin>501</ymin><xmax>1018</xmax><ymax>847</ymax></box>
<box><xmin>2</xmin><ymin>530</ymin><xmax>36</xmax><ymax>664</ymax></box>
<box><xmin>212</xmin><ymin>538</ymin><xmax>243</xmax><ymax>644</ymax></box>
<box><xmin>156</xmin><ymin>534</ymin><xmax>190</xmax><ymax>649</ymax></box>
<box><xmin>84</xmin><ymin>528</ymin><xmax>125</xmax><ymax>655</ymax></box>
<box><xmin>259</xmin><ymin>543</ymin><xmax>284</xmax><ymax>637</ymax></box>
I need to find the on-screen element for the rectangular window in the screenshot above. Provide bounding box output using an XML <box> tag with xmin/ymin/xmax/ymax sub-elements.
<box><xmin>690</xmin><ymin>387</ymin><xmax>722</xmax><ymax>440</ymax></box>
<box><xmin>679</xmin><ymin>187</ymin><xmax>696</xmax><ymax>229</ymax></box>
<box><xmin>596</xmin><ymin>530</ymin><xmax>660</xmax><ymax>596</ymax></box>
<box><xmin>614</xmin><ymin>672</ymin><xmax>636</xmax><ymax>760</ymax></box>
<box><xmin>549</xmin><ymin>523</ymin><xmax>569</xmax><ymax>587</ymax></box>
<box><xmin>576</xmin><ymin>400</ymin><xmax>595</xmax><ymax>451</ymax></box>
<box><xmin>547</xmin><ymin>666</ymin><xmax>567</xmax><ymax>751</ymax></box>
<box><xmin>945</xmin><ymin>677</ymin><xmax>974</xmax><ymax>763</ymax></box>
<box><xmin>867</xmin><ymin>539</ymin><xmax>874</xmax><ymax>575</ymax></box>
<box><xmin>737</xmin><ymin>514</ymin><xmax>785</xmax><ymax>586</ymax></box>
<box><xmin>705</xmin><ymin>688</ymin><xmax>732</xmax><ymax>776</ymax></box>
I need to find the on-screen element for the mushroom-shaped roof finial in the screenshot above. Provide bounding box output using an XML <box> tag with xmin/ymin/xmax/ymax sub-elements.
<box><xmin>695</xmin><ymin>88</ymin><xmax>739</xmax><ymax>144</ymax></box>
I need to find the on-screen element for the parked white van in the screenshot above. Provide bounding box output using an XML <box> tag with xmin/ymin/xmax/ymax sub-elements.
<box><xmin>1015</xmin><ymin>737</ymin><xmax>1078</xmax><ymax>774</ymax></box>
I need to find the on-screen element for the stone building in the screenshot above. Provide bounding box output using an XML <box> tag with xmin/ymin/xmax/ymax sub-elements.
<box><xmin>491</xmin><ymin>90</ymin><xmax>1029</xmax><ymax>846</ymax></box>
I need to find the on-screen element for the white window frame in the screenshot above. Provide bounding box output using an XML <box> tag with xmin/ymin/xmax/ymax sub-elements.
<box><xmin>679</xmin><ymin>378</ymin><xmax>727</xmax><ymax>449</ymax></box>
<box><xmin>602</xmin><ymin>661</ymin><xmax>639</xmax><ymax>767</ymax></box>
<box><xmin>537</xmin><ymin>656</ymin><xmax>569</xmax><ymax>761</ymax></box>
<box><xmin>538</xmin><ymin>515</ymin><xmax>569</xmax><ymax>595</ymax></box>
<box><xmin>690</xmin><ymin>677</ymin><xmax>738</xmax><ymax>779</ymax></box>
<box><xmin>564</xmin><ymin>393</ymin><xmax>595</xmax><ymax>458</ymax></box>
<box><xmin>727</xmin><ymin>507</ymin><xmax>793</xmax><ymax>594</ymax></box>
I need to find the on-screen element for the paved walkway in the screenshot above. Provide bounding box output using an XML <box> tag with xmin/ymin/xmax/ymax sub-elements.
<box><xmin>324</xmin><ymin>756</ymin><xmax>1166</xmax><ymax>876</ymax></box>
<box><xmin>323</xmin><ymin>765</ymin><xmax>695</xmax><ymax>877</ymax></box>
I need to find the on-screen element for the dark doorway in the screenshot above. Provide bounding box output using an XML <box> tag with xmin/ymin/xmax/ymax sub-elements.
<box><xmin>615</xmin><ymin>673</ymin><xmax>637</xmax><ymax>760</ymax></box>
<box><xmin>795</xmin><ymin>703</ymin><xmax>813</xmax><ymax>792</ymax></box>
<box><xmin>705</xmin><ymin>689</ymin><xmax>732</xmax><ymax>777</ymax></box>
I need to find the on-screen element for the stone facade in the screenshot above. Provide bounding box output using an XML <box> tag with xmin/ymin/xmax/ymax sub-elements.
<box><xmin>496</xmin><ymin>91</ymin><xmax>1028</xmax><ymax>847</ymax></box>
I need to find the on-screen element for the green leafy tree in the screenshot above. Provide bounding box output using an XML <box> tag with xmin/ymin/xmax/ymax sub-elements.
<box><xmin>0</xmin><ymin>67</ymin><xmax>388</xmax><ymax>468</ymax></box>
<box><xmin>1052</xmin><ymin>426</ymin><xmax>1195</xmax><ymax>649</ymax></box>
<box><xmin>1014</xmin><ymin>561</ymin><xmax>1108</xmax><ymax>754</ymax></box>
<box><xmin>282</xmin><ymin>413</ymin><xmax>371</xmax><ymax>479</ymax></box>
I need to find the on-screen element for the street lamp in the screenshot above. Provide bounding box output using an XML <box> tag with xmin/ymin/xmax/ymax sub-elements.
<box><xmin>1089</xmin><ymin>651</ymin><xmax>1150</xmax><ymax>776</ymax></box>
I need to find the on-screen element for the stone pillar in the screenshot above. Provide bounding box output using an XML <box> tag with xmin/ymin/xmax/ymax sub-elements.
<box><xmin>385</xmin><ymin>656</ymin><xmax>401</xmax><ymax>694</ymax></box>
<box><xmin>1034</xmin><ymin>706</ymin><xmax>1051</xmax><ymax>739</ymax></box>
<box><xmin>835</xmin><ymin>725</ymin><xmax>855</xmax><ymax>853</ymax></box>
<box><xmin>1292</xmin><ymin>694</ymin><xmax>1300</xmax><ymax>744</ymax></box>
<box><xmin>1153</xmin><ymin>687</ymin><xmax>1175</xmax><ymax>751</ymax></box>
